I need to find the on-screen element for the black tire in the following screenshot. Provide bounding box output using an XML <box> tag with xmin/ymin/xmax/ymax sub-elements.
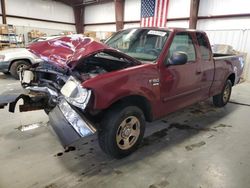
<box><xmin>213</xmin><ymin>80</ymin><xmax>232</xmax><ymax>107</ymax></box>
<box><xmin>3</xmin><ymin>72</ymin><xmax>9</xmax><ymax>75</ymax></box>
<box><xmin>10</xmin><ymin>60</ymin><xmax>30</xmax><ymax>79</ymax></box>
<box><xmin>98</xmin><ymin>105</ymin><xmax>145</xmax><ymax>159</ymax></box>
<box><xmin>44</xmin><ymin>109</ymin><xmax>50</xmax><ymax>115</ymax></box>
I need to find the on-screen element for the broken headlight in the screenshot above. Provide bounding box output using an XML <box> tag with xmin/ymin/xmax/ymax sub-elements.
<box><xmin>61</xmin><ymin>76</ymin><xmax>91</xmax><ymax>110</ymax></box>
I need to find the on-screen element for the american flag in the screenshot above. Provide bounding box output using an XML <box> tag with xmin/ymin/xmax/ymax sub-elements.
<box><xmin>141</xmin><ymin>0</ymin><xmax>169</xmax><ymax>27</ymax></box>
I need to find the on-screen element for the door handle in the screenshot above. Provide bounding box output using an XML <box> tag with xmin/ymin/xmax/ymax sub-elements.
<box><xmin>196</xmin><ymin>70</ymin><xmax>202</xmax><ymax>75</ymax></box>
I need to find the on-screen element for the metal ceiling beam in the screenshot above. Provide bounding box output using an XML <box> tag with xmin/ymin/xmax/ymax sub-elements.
<box><xmin>73</xmin><ymin>6</ymin><xmax>84</xmax><ymax>33</ymax></box>
<box><xmin>54</xmin><ymin>0</ymin><xmax>74</xmax><ymax>6</ymax></box>
<box><xmin>189</xmin><ymin>0</ymin><xmax>200</xmax><ymax>29</ymax></box>
<box><xmin>1</xmin><ymin>0</ymin><xmax>7</xmax><ymax>24</ymax></box>
<box><xmin>115</xmin><ymin>0</ymin><xmax>124</xmax><ymax>31</ymax></box>
<box><xmin>56</xmin><ymin>0</ymin><xmax>113</xmax><ymax>7</ymax></box>
<box><xmin>74</xmin><ymin>0</ymin><xmax>113</xmax><ymax>7</ymax></box>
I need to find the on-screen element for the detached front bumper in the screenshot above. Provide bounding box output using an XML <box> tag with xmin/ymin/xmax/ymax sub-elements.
<box><xmin>0</xmin><ymin>88</ymin><xmax>45</xmax><ymax>112</ymax></box>
<box><xmin>0</xmin><ymin>89</ymin><xmax>96</xmax><ymax>147</ymax></box>
<box><xmin>49</xmin><ymin>99</ymin><xmax>96</xmax><ymax>147</ymax></box>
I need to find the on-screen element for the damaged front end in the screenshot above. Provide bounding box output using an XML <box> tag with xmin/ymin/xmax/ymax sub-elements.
<box><xmin>0</xmin><ymin>61</ymin><xmax>96</xmax><ymax>146</ymax></box>
<box><xmin>0</xmin><ymin>35</ymin><xmax>140</xmax><ymax>147</ymax></box>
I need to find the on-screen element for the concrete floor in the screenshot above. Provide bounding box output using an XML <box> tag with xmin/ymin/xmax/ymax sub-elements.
<box><xmin>0</xmin><ymin>73</ymin><xmax>250</xmax><ymax>188</ymax></box>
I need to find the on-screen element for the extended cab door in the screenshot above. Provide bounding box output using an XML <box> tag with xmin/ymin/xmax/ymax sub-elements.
<box><xmin>159</xmin><ymin>32</ymin><xmax>202</xmax><ymax>115</ymax></box>
<box><xmin>195</xmin><ymin>32</ymin><xmax>215</xmax><ymax>100</ymax></box>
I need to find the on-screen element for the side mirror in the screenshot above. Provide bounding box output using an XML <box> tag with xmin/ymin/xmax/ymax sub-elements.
<box><xmin>167</xmin><ymin>51</ymin><xmax>188</xmax><ymax>66</ymax></box>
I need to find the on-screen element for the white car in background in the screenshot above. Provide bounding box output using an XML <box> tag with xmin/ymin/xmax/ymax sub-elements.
<box><xmin>0</xmin><ymin>36</ymin><xmax>60</xmax><ymax>79</ymax></box>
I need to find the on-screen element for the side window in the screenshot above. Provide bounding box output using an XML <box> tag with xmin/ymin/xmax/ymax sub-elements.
<box><xmin>196</xmin><ymin>33</ymin><xmax>210</xmax><ymax>60</ymax></box>
<box><xmin>168</xmin><ymin>32</ymin><xmax>196</xmax><ymax>62</ymax></box>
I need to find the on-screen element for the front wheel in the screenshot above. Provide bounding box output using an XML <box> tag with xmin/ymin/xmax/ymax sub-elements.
<box><xmin>213</xmin><ymin>80</ymin><xmax>232</xmax><ymax>107</ymax></box>
<box><xmin>10</xmin><ymin>60</ymin><xmax>30</xmax><ymax>79</ymax></box>
<box><xmin>98</xmin><ymin>105</ymin><xmax>145</xmax><ymax>159</ymax></box>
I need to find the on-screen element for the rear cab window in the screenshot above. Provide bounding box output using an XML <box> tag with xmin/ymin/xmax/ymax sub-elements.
<box><xmin>196</xmin><ymin>32</ymin><xmax>211</xmax><ymax>61</ymax></box>
<box><xmin>168</xmin><ymin>32</ymin><xmax>196</xmax><ymax>62</ymax></box>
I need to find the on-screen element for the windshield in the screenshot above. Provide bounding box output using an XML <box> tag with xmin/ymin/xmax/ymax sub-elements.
<box><xmin>105</xmin><ymin>28</ymin><xmax>169</xmax><ymax>62</ymax></box>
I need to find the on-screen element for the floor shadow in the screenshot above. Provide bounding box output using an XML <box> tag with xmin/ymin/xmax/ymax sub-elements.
<box><xmin>53</xmin><ymin>100</ymin><xmax>239</xmax><ymax>180</ymax></box>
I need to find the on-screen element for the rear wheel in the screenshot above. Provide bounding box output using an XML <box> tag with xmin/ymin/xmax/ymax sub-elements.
<box><xmin>98</xmin><ymin>105</ymin><xmax>145</xmax><ymax>158</ymax></box>
<box><xmin>10</xmin><ymin>60</ymin><xmax>30</xmax><ymax>79</ymax></box>
<box><xmin>213</xmin><ymin>80</ymin><xmax>232</xmax><ymax>107</ymax></box>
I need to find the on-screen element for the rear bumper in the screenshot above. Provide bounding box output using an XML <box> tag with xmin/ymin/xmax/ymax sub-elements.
<box><xmin>49</xmin><ymin>100</ymin><xmax>96</xmax><ymax>147</ymax></box>
<box><xmin>0</xmin><ymin>61</ymin><xmax>10</xmax><ymax>72</ymax></box>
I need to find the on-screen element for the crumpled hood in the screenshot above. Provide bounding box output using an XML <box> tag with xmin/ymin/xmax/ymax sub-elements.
<box><xmin>27</xmin><ymin>35</ymin><xmax>140</xmax><ymax>68</ymax></box>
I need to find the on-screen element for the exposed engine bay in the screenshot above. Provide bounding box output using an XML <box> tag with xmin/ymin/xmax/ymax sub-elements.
<box><xmin>25</xmin><ymin>51</ymin><xmax>134</xmax><ymax>89</ymax></box>
<box><xmin>72</xmin><ymin>52</ymin><xmax>132</xmax><ymax>81</ymax></box>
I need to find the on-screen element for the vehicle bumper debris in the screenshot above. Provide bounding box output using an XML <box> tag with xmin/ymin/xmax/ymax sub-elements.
<box><xmin>16</xmin><ymin>121</ymin><xmax>49</xmax><ymax>132</ymax></box>
<box><xmin>49</xmin><ymin>100</ymin><xmax>96</xmax><ymax>147</ymax></box>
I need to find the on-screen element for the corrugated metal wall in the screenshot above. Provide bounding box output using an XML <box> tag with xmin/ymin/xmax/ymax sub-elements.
<box><xmin>197</xmin><ymin>0</ymin><xmax>250</xmax><ymax>81</ymax></box>
<box><xmin>6</xmin><ymin>0</ymin><xmax>74</xmax><ymax>24</ymax></box>
<box><xmin>0</xmin><ymin>0</ymin><xmax>75</xmax><ymax>32</ymax></box>
<box><xmin>205</xmin><ymin>29</ymin><xmax>250</xmax><ymax>80</ymax></box>
<box><xmin>165</xmin><ymin>0</ymin><xmax>250</xmax><ymax>80</ymax></box>
<box><xmin>166</xmin><ymin>0</ymin><xmax>190</xmax><ymax>28</ymax></box>
<box><xmin>84</xmin><ymin>0</ymin><xmax>142</xmax><ymax>32</ymax></box>
<box><xmin>0</xmin><ymin>0</ymin><xmax>75</xmax><ymax>44</ymax></box>
<box><xmin>85</xmin><ymin>2</ymin><xmax>115</xmax><ymax>25</ymax></box>
<box><xmin>205</xmin><ymin>30</ymin><xmax>249</xmax><ymax>53</ymax></box>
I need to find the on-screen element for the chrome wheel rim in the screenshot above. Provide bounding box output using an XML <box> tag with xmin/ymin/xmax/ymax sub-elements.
<box><xmin>16</xmin><ymin>64</ymin><xmax>28</xmax><ymax>74</ymax></box>
<box><xmin>116</xmin><ymin>116</ymin><xmax>140</xmax><ymax>150</ymax></box>
<box><xmin>223</xmin><ymin>84</ymin><xmax>230</xmax><ymax>103</ymax></box>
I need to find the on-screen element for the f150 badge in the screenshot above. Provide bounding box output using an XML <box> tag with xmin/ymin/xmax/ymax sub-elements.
<box><xmin>149</xmin><ymin>78</ymin><xmax>160</xmax><ymax>86</ymax></box>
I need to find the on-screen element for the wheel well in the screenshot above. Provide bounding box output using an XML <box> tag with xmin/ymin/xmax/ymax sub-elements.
<box><xmin>110</xmin><ymin>95</ymin><xmax>153</xmax><ymax>122</ymax></box>
<box><xmin>228</xmin><ymin>73</ymin><xmax>235</xmax><ymax>86</ymax></box>
<box><xmin>9</xmin><ymin>59</ymin><xmax>32</xmax><ymax>70</ymax></box>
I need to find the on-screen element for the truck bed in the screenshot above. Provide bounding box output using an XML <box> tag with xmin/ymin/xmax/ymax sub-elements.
<box><xmin>213</xmin><ymin>53</ymin><xmax>242</xmax><ymax>59</ymax></box>
<box><xmin>209</xmin><ymin>53</ymin><xmax>244</xmax><ymax>97</ymax></box>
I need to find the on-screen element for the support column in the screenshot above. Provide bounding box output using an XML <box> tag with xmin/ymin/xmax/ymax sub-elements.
<box><xmin>115</xmin><ymin>0</ymin><xmax>124</xmax><ymax>31</ymax></box>
<box><xmin>189</xmin><ymin>0</ymin><xmax>200</xmax><ymax>29</ymax></box>
<box><xmin>1</xmin><ymin>0</ymin><xmax>7</xmax><ymax>24</ymax></box>
<box><xmin>73</xmin><ymin>6</ymin><xmax>84</xmax><ymax>33</ymax></box>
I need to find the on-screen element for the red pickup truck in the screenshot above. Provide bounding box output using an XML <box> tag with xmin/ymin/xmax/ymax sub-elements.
<box><xmin>0</xmin><ymin>28</ymin><xmax>244</xmax><ymax>158</ymax></box>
